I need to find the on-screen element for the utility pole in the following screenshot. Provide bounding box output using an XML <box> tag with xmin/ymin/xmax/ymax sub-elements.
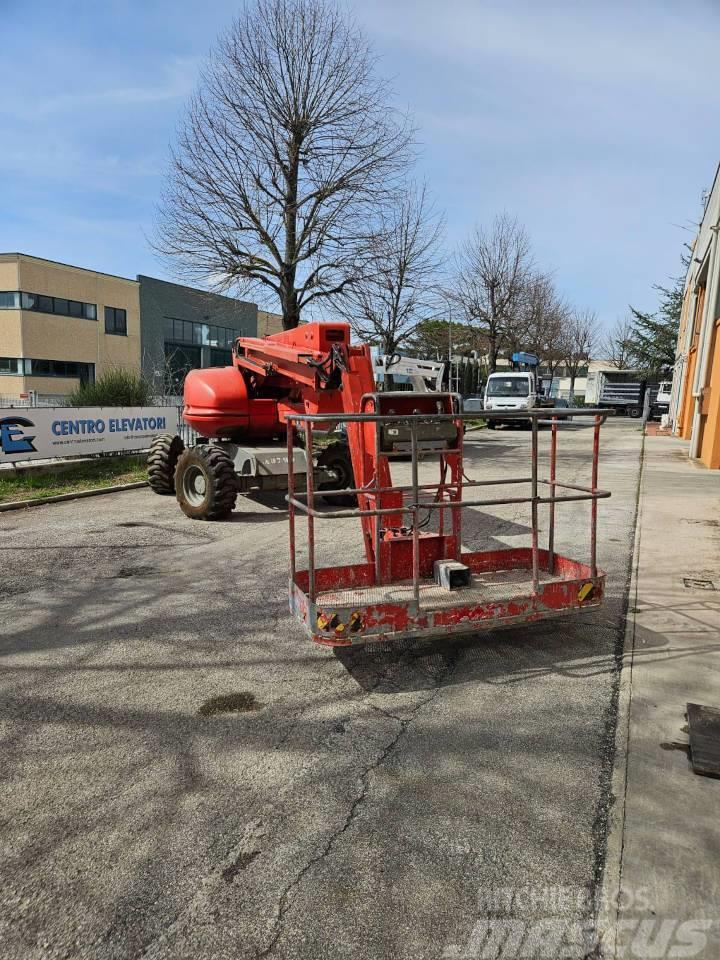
<box><xmin>447</xmin><ymin>302</ymin><xmax>454</xmax><ymax>394</ymax></box>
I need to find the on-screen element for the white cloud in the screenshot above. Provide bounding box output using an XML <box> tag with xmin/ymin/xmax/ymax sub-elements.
<box><xmin>8</xmin><ymin>55</ymin><xmax>199</xmax><ymax>118</ymax></box>
<box><xmin>366</xmin><ymin>0</ymin><xmax>717</xmax><ymax>103</ymax></box>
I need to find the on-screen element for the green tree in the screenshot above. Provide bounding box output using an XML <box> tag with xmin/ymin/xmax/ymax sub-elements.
<box><xmin>410</xmin><ymin>319</ymin><xmax>487</xmax><ymax>359</ymax></box>
<box><xmin>628</xmin><ymin>272</ymin><xmax>684</xmax><ymax>375</ymax></box>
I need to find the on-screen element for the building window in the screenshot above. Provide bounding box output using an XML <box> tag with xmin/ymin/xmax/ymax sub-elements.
<box><xmin>164</xmin><ymin>316</ymin><xmax>238</xmax><ymax>348</ymax></box>
<box><xmin>104</xmin><ymin>306</ymin><xmax>127</xmax><ymax>335</ymax></box>
<box><xmin>0</xmin><ymin>357</ymin><xmax>94</xmax><ymax>381</ymax></box>
<box><xmin>0</xmin><ymin>357</ymin><xmax>24</xmax><ymax>375</ymax></box>
<box><xmin>1</xmin><ymin>290</ymin><xmax>98</xmax><ymax>320</ymax></box>
<box><xmin>164</xmin><ymin>343</ymin><xmax>201</xmax><ymax>391</ymax></box>
<box><xmin>209</xmin><ymin>348</ymin><xmax>232</xmax><ymax>367</ymax></box>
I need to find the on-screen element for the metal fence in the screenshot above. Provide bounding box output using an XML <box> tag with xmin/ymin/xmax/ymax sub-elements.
<box><xmin>151</xmin><ymin>396</ymin><xmax>198</xmax><ymax>446</ymax></box>
<box><xmin>0</xmin><ymin>394</ymin><xmax>71</xmax><ymax>408</ymax></box>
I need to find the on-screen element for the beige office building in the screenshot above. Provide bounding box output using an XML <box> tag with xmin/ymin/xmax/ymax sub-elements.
<box><xmin>0</xmin><ymin>253</ymin><xmax>141</xmax><ymax>397</ymax></box>
<box><xmin>257</xmin><ymin>309</ymin><xmax>284</xmax><ymax>337</ymax></box>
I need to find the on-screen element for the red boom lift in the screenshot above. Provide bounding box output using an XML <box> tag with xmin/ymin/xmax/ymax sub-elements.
<box><xmin>148</xmin><ymin>322</ymin><xmax>610</xmax><ymax>646</ymax></box>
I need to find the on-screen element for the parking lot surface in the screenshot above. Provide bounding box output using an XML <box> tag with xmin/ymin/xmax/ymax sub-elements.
<box><xmin>0</xmin><ymin>419</ymin><xmax>643</xmax><ymax>959</ymax></box>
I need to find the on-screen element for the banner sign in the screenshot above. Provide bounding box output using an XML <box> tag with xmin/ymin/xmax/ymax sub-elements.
<box><xmin>0</xmin><ymin>406</ymin><xmax>180</xmax><ymax>463</ymax></box>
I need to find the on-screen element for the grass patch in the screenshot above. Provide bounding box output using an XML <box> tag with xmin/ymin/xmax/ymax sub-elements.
<box><xmin>464</xmin><ymin>419</ymin><xmax>487</xmax><ymax>431</ymax></box>
<box><xmin>198</xmin><ymin>692</ymin><xmax>261</xmax><ymax>717</ymax></box>
<box><xmin>0</xmin><ymin>455</ymin><xmax>147</xmax><ymax>504</ymax></box>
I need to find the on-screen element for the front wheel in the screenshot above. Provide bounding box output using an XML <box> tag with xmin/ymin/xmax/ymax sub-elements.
<box><xmin>147</xmin><ymin>434</ymin><xmax>185</xmax><ymax>495</ymax></box>
<box><xmin>175</xmin><ymin>444</ymin><xmax>238</xmax><ymax>520</ymax></box>
<box><xmin>628</xmin><ymin>406</ymin><xmax>642</xmax><ymax>419</ymax></box>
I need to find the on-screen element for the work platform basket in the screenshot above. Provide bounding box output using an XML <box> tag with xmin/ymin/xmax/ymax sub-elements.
<box><xmin>286</xmin><ymin>399</ymin><xmax>610</xmax><ymax>647</ymax></box>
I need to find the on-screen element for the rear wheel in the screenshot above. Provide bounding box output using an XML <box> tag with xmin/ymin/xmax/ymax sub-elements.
<box><xmin>317</xmin><ymin>442</ymin><xmax>356</xmax><ymax>506</ymax></box>
<box><xmin>175</xmin><ymin>444</ymin><xmax>237</xmax><ymax>520</ymax></box>
<box><xmin>147</xmin><ymin>434</ymin><xmax>185</xmax><ymax>495</ymax></box>
<box><xmin>628</xmin><ymin>406</ymin><xmax>642</xmax><ymax>419</ymax></box>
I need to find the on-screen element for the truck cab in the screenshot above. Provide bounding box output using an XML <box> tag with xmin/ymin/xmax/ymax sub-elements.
<box><xmin>650</xmin><ymin>380</ymin><xmax>672</xmax><ymax>421</ymax></box>
<box><xmin>484</xmin><ymin>372</ymin><xmax>537</xmax><ymax>427</ymax></box>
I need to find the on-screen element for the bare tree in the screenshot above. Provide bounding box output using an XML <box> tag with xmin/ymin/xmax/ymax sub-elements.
<box><xmin>602</xmin><ymin>316</ymin><xmax>634</xmax><ymax>369</ymax></box>
<box><xmin>501</xmin><ymin>273</ymin><xmax>569</xmax><ymax>392</ymax></box>
<box><xmin>564</xmin><ymin>308</ymin><xmax>596</xmax><ymax>400</ymax></box>
<box><xmin>514</xmin><ymin>274</ymin><xmax>568</xmax><ymax>363</ymax></box>
<box><xmin>452</xmin><ymin>214</ymin><xmax>533</xmax><ymax>371</ymax></box>
<box><xmin>155</xmin><ymin>0</ymin><xmax>413</xmax><ymax>329</ymax></box>
<box><xmin>336</xmin><ymin>183</ymin><xmax>445</xmax><ymax>355</ymax></box>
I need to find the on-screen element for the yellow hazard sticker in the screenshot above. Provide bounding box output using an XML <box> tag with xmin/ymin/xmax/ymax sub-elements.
<box><xmin>578</xmin><ymin>582</ymin><xmax>595</xmax><ymax>602</ymax></box>
<box><xmin>316</xmin><ymin>610</ymin><xmax>365</xmax><ymax>635</ymax></box>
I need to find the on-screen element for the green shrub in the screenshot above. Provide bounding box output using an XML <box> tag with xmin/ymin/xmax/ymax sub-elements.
<box><xmin>68</xmin><ymin>368</ymin><xmax>152</xmax><ymax>407</ymax></box>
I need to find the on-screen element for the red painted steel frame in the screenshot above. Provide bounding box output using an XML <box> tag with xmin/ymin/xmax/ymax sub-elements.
<box><xmin>287</xmin><ymin>407</ymin><xmax>610</xmax><ymax>647</ymax></box>
<box><xmin>291</xmin><ymin>549</ymin><xmax>604</xmax><ymax>646</ymax></box>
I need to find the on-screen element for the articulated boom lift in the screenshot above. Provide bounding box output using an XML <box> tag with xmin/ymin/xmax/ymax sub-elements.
<box><xmin>148</xmin><ymin>322</ymin><xmax>366</xmax><ymax>517</ymax></box>
<box><xmin>148</xmin><ymin>322</ymin><xmax>611</xmax><ymax>646</ymax></box>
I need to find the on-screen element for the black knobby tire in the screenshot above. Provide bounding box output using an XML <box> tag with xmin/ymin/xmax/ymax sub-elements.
<box><xmin>147</xmin><ymin>434</ymin><xmax>185</xmax><ymax>495</ymax></box>
<box><xmin>628</xmin><ymin>406</ymin><xmax>642</xmax><ymax>419</ymax></box>
<box><xmin>317</xmin><ymin>441</ymin><xmax>356</xmax><ymax>507</ymax></box>
<box><xmin>175</xmin><ymin>444</ymin><xmax>238</xmax><ymax>520</ymax></box>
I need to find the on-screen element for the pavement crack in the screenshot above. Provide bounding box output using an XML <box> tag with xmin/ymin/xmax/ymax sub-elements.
<box><xmin>257</xmin><ymin>649</ymin><xmax>461</xmax><ymax>959</ymax></box>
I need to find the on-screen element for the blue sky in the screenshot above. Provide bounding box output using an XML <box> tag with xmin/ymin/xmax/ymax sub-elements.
<box><xmin>2</xmin><ymin>0</ymin><xmax>719</xmax><ymax>329</ymax></box>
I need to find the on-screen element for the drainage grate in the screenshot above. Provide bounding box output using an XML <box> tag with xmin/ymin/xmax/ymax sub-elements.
<box><xmin>683</xmin><ymin>577</ymin><xmax>716</xmax><ymax>591</ymax></box>
<box><xmin>687</xmin><ymin>703</ymin><xmax>720</xmax><ymax>778</ymax></box>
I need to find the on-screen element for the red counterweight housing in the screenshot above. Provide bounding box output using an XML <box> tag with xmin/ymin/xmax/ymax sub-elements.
<box><xmin>183</xmin><ymin>366</ymin><xmax>281</xmax><ymax>440</ymax></box>
<box><xmin>181</xmin><ymin>322</ymin><xmax>355</xmax><ymax>441</ymax></box>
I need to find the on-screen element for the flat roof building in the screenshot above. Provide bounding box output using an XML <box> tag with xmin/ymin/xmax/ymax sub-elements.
<box><xmin>137</xmin><ymin>275</ymin><xmax>257</xmax><ymax>393</ymax></box>
<box><xmin>0</xmin><ymin>254</ymin><xmax>267</xmax><ymax>400</ymax></box>
<box><xmin>670</xmin><ymin>162</ymin><xmax>720</xmax><ymax>469</ymax></box>
<box><xmin>0</xmin><ymin>253</ymin><xmax>140</xmax><ymax>398</ymax></box>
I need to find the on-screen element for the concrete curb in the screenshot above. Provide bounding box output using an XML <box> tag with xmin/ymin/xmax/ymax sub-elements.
<box><xmin>0</xmin><ymin>481</ymin><xmax>148</xmax><ymax>512</ymax></box>
<box><xmin>597</xmin><ymin>433</ymin><xmax>645</xmax><ymax>958</ymax></box>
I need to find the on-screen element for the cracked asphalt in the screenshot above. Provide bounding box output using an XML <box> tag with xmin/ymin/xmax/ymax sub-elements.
<box><xmin>0</xmin><ymin>419</ymin><xmax>643</xmax><ymax>960</ymax></box>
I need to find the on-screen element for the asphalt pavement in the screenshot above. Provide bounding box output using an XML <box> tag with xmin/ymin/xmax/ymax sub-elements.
<box><xmin>0</xmin><ymin>419</ymin><xmax>643</xmax><ymax>960</ymax></box>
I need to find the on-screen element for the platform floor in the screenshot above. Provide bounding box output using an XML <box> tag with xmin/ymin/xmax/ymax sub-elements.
<box><xmin>315</xmin><ymin>567</ymin><xmax>557</xmax><ymax>609</ymax></box>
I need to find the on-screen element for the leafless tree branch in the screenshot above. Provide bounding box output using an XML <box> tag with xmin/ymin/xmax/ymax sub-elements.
<box><xmin>564</xmin><ymin>308</ymin><xmax>596</xmax><ymax>398</ymax></box>
<box><xmin>451</xmin><ymin>213</ymin><xmax>533</xmax><ymax>371</ymax></box>
<box><xmin>334</xmin><ymin>182</ymin><xmax>445</xmax><ymax>354</ymax></box>
<box><xmin>601</xmin><ymin>316</ymin><xmax>635</xmax><ymax>370</ymax></box>
<box><xmin>154</xmin><ymin>0</ymin><xmax>413</xmax><ymax>329</ymax></box>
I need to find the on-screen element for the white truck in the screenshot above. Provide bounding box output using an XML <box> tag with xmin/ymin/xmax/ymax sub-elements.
<box><xmin>653</xmin><ymin>380</ymin><xmax>672</xmax><ymax>420</ymax></box>
<box><xmin>483</xmin><ymin>371</ymin><xmax>538</xmax><ymax>428</ymax></box>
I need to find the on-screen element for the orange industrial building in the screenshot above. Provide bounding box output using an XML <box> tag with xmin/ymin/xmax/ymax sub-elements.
<box><xmin>670</xmin><ymin>163</ymin><xmax>720</xmax><ymax>469</ymax></box>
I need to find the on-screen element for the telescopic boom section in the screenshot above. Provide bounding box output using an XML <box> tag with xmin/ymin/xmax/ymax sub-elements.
<box><xmin>233</xmin><ymin>322</ymin><xmax>460</xmax><ymax>570</ymax></box>
<box><xmin>232</xmin><ymin>322</ymin><xmax>362</xmax><ymax>426</ymax></box>
<box><xmin>188</xmin><ymin>322</ymin><xmax>460</xmax><ymax>572</ymax></box>
<box><xmin>234</xmin><ymin>322</ymin><xmax>394</xmax><ymax>561</ymax></box>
